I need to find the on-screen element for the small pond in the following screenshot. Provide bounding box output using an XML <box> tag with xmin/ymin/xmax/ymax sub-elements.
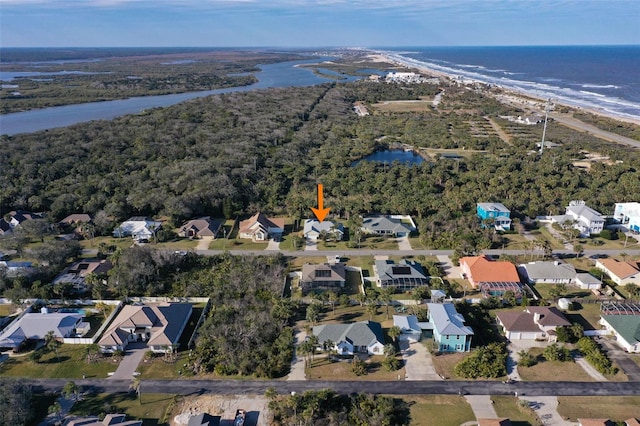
<box><xmin>351</xmin><ymin>149</ymin><xmax>425</xmax><ymax>167</ymax></box>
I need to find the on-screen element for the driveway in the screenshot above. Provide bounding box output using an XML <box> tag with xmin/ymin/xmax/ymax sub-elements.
<box><xmin>398</xmin><ymin>336</ymin><xmax>440</xmax><ymax>380</ymax></box>
<box><xmin>397</xmin><ymin>235</ymin><xmax>412</xmax><ymax>251</ymax></box>
<box><xmin>109</xmin><ymin>342</ymin><xmax>147</xmax><ymax>380</ymax></box>
<box><xmin>287</xmin><ymin>329</ymin><xmax>307</xmax><ymax>381</ymax></box>
<box><xmin>599</xmin><ymin>338</ymin><xmax>640</xmax><ymax>380</ymax></box>
<box><xmin>436</xmin><ymin>255</ymin><xmax>462</xmax><ymax>279</ymax></box>
<box><xmin>506</xmin><ymin>340</ymin><xmax>548</xmax><ymax>382</ymax></box>
<box><xmin>195</xmin><ymin>236</ymin><xmax>212</xmax><ymax>251</ymax></box>
<box><xmin>465</xmin><ymin>395</ymin><xmax>498</xmax><ymax>419</ymax></box>
<box><xmin>304</xmin><ymin>238</ymin><xmax>318</xmax><ymax>251</ymax></box>
<box><xmin>265</xmin><ymin>238</ymin><xmax>281</xmax><ymax>251</ymax></box>
<box><xmin>519</xmin><ymin>396</ymin><xmax>577</xmax><ymax>426</ymax></box>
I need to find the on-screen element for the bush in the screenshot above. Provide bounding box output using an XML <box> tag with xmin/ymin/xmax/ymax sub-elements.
<box><xmin>454</xmin><ymin>342</ymin><xmax>507</xmax><ymax>378</ymax></box>
<box><xmin>543</xmin><ymin>343</ymin><xmax>571</xmax><ymax>362</ymax></box>
<box><xmin>577</xmin><ymin>337</ymin><xmax>618</xmax><ymax>375</ymax></box>
<box><xmin>517</xmin><ymin>350</ymin><xmax>537</xmax><ymax>367</ymax></box>
<box><xmin>351</xmin><ymin>357</ymin><xmax>367</xmax><ymax>376</ymax></box>
<box><xmin>382</xmin><ymin>356</ymin><xmax>402</xmax><ymax>372</ymax></box>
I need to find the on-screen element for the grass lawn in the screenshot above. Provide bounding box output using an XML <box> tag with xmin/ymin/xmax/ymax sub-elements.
<box><xmin>0</xmin><ymin>344</ymin><xmax>118</xmax><ymax>379</ymax></box>
<box><xmin>317</xmin><ymin>304</ymin><xmax>394</xmax><ymax>328</ymax></box>
<box><xmin>407</xmin><ymin>236</ymin><xmax>427</xmax><ymax>250</ymax></box>
<box><xmin>155</xmin><ymin>239</ymin><xmax>198</xmax><ymax>250</ymax></box>
<box><xmin>430</xmin><ymin>352</ymin><xmax>467</xmax><ymax>380</ymax></box>
<box><xmin>530</xmin><ymin>227</ymin><xmax>564</xmax><ymax>249</ymax></box>
<box><xmin>71</xmin><ymin>393</ymin><xmax>178</xmax><ymax>426</ymax></box>
<box><xmin>136</xmin><ymin>352</ymin><xmax>189</xmax><ymax>379</ymax></box>
<box><xmin>517</xmin><ymin>348</ymin><xmax>595</xmax><ymax>382</ymax></box>
<box><xmin>0</xmin><ymin>304</ymin><xmax>16</xmax><ymax>317</ymax></box>
<box><xmin>491</xmin><ymin>395</ymin><xmax>542</xmax><ymax>426</ymax></box>
<box><xmin>403</xmin><ymin>395</ymin><xmax>475</xmax><ymax>426</ymax></box>
<box><xmin>556</xmin><ymin>396</ymin><xmax>640</xmax><ymax>422</ymax></box>
<box><xmin>79</xmin><ymin>236</ymin><xmax>134</xmax><ymax>251</ymax></box>
<box><xmin>564</xmin><ymin>301</ymin><xmax>602</xmax><ymax>330</ymax></box>
<box><xmin>531</xmin><ymin>283</ymin><xmax>593</xmax><ymax>301</ymax></box>
<box><xmin>501</xmin><ymin>233</ymin><xmax>534</xmax><ymax>250</ymax></box>
<box><xmin>306</xmin><ymin>355</ymin><xmax>404</xmax><ymax>381</ymax></box>
<box><xmin>209</xmin><ymin>238</ymin><xmax>268</xmax><ymax>250</ymax></box>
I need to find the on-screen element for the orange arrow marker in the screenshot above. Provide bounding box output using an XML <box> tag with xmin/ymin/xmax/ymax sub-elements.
<box><xmin>311</xmin><ymin>183</ymin><xmax>331</xmax><ymax>222</ymax></box>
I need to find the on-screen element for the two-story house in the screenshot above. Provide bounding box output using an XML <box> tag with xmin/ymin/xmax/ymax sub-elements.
<box><xmin>426</xmin><ymin>303</ymin><xmax>473</xmax><ymax>352</ymax></box>
<box><xmin>477</xmin><ymin>202</ymin><xmax>512</xmax><ymax>231</ymax></box>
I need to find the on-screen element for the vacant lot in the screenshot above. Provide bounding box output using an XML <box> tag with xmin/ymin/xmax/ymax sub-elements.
<box><xmin>491</xmin><ymin>395</ymin><xmax>542</xmax><ymax>426</ymax></box>
<box><xmin>556</xmin><ymin>396</ymin><xmax>640</xmax><ymax>422</ymax></box>
<box><xmin>307</xmin><ymin>354</ymin><xmax>405</xmax><ymax>381</ymax></box>
<box><xmin>403</xmin><ymin>395</ymin><xmax>475</xmax><ymax>426</ymax></box>
<box><xmin>71</xmin><ymin>393</ymin><xmax>177</xmax><ymax>426</ymax></box>
<box><xmin>371</xmin><ymin>99</ymin><xmax>434</xmax><ymax>113</ymax></box>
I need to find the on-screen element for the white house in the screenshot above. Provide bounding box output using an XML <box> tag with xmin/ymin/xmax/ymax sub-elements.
<box><xmin>517</xmin><ymin>261</ymin><xmax>576</xmax><ymax>285</ymax></box>
<box><xmin>303</xmin><ymin>219</ymin><xmax>344</xmax><ymax>241</ymax></box>
<box><xmin>312</xmin><ymin>321</ymin><xmax>385</xmax><ymax>356</ymax></box>
<box><xmin>600</xmin><ymin>314</ymin><xmax>640</xmax><ymax>353</ymax></box>
<box><xmin>496</xmin><ymin>306</ymin><xmax>571</xmax><ymax>341</ymax></box>
<box><xmin>595</xmin><ymin>259</ymin><xmax>640</xmax><ymax>286</ymax></box>
<box><xmin>614</xmin><ymin>202</ymin><xmax>640</xmax><ymax>233</ymax></box>
<box><xmin>113</xmin><ymin>216</ymin><xmax>162</xmax><ymax>242</ymax></box>
<box><xmin>547</xmin><ymin>201</ymin><xmax>605</xmax><ymax>237</ymax></box>
<box><xmin>0</xmin><ymin>310</ymin><xmax>87</xmax><ymax>350</ymax></box>
<box><xmin>575</xmin><ymin>273</ymin><xmax>602</xmax><ymax>290</ymax></box>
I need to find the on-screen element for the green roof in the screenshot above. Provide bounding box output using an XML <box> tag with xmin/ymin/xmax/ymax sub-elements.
<box><xmin>602</xmin><ymin>315</ymin><xmax>640</xmax><ymax>344</ymax></box>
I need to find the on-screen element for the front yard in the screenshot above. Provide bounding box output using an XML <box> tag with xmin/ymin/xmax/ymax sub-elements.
<box><xmin>404</xmin><ymin>395</ymin><xmax>475</xmax><ymax>426</ymax></box>
<box><xmin>491</xmin><ymin>395</ymin><xmax>542</xmax><ymax>426</ymax></box>
<box><xmin>0</xmin><ymin>344</ymin><xmax>118</xmax><ymax>379</ymax></box>
<box><xmin>556</xmin><ymin>396</ymin><xmax>640</xmax><ymax>422</ymax></box>
<box><xmin>306</xmin><ymin>354</ymin><xmax>405</xmax><ymax>381</ymax></box>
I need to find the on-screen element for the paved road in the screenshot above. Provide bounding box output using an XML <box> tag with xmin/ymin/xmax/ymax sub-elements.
<box><xmin>550</xmin><ymin>113</ymin><xmax>640</xmax><ymax>149</ymax></box>
<box><xmin>24</xmin><ymin>379</ymin><xmax>640</xmax><ymax>397</ymax></box>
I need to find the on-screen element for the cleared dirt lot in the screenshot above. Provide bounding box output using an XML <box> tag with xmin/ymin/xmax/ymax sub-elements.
<box><xmin>172</xmin><ymin>394</ymin><xmax>269</xmax><ymax>426</ymax></box>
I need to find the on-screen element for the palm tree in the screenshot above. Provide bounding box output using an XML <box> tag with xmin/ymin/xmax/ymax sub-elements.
<box><xmin>44</xmin><ymin>330</ymin><xmax>61</xmax><ymax>362</ymax></box>
<box><xmin>388</xmin><ymin>325</ymin><xmax>402</xmax><ymax>342</ymax></box>
<box><xmin>365</xmin><ymin>303</ymin><xmax>377</xmax><ymax>321</ymax></box>
<box><xmin>130</xmin><ymin>377</ymin><xmax>142</xmax><ymax>404</ymax></box>
<box><xmin>48</xmin><ymin>401</ymin><xmax>62</xmax><ymax>423</ymax></box>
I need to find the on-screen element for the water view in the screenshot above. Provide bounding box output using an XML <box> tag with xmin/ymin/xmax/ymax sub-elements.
<box><xmin>351</xmin><ymin>149</ymin><xmax>425</xmax><ymax>167</ymax></box>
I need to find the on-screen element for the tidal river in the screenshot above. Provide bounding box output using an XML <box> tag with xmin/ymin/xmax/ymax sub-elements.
<box><xmin>0</xmin><ymin>58</ymin><xmax>358</xmax><ymax>136</ymax></box>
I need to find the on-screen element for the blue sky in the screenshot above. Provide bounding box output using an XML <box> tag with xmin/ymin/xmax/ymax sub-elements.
<box><xmin>1</xmin><ymin>0</ymin><xmax>638</xmax><ymax>47</ymax></box>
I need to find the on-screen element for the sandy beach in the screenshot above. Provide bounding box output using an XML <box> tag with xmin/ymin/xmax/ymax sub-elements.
<box><xmin>368</xmin><ymin>52</ymin><xmax>640</xmax><ymax>127</ymax></box>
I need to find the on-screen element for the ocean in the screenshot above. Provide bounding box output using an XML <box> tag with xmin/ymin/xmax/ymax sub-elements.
<box><xmin>383</xmin><ymin>46</ymin><xmax>640</xmax><ymax>119</ymax></box>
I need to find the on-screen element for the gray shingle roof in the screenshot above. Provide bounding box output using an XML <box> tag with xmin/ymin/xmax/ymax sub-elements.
<box><xmin>477</xmin><ymin>202</ymin><xmax>510</xmax><ymax>213</ymax></box>
<box><xmin>361</xmin><ymin>216</ymin><xmax>412</xmax><ymax>234</ymax></box>
<box><xmin>375</xmin><ymin>259</ymin><xmax>427</xmax><ymax>281</ymax></box>
<box><xmin>313</xmin><ymin>321</ymin><xmax>384</xmax><ymax>347</ymax></box>
<box><xmin>518</xmin><ymin>261</ymin><xmax>576</xmax><ymax>281</ymax></box>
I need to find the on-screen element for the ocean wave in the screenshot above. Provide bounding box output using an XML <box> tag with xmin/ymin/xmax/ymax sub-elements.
<box><xmin>581</xmin><ymin>84</ymin><xmax>621</xmax><ymax>89</ymax></box>
<box><xmin>383</xmin><ymin>50</ymin><xmax>640</xmax><ymax>118</ymax></box>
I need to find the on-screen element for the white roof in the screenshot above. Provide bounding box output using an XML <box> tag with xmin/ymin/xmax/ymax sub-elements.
<box><xmin>427</xmin><ymin>303</ymin><xmax>474</xmax><ymax>336</ymax></box>
<box><xmin>0</xmin><ymin>312</ymin><xmax>82</xmax><ymax>347</ymax></box>
<box><xmin>566</xmin><ymin>202</ymin><xmax>603</xmax><ymax>222</ymax></box>
<box><xmin>303</xmin><ymin>219</ymin><xmax>343</xmax><ymax>235</ymax></box>
<box><xmin>477</xmin><ymin>202</ymin><xmax>510</xmax><ymax>213</ymax></box>
<box><xmin>518</xmin><ymin>261</ymin><xmax>576</xmax><ymax>281</ymax></box>
<box><xmin>393</xmin><ymin>315</ymin><xmax>422</xmax><ymax>333</ymax></box>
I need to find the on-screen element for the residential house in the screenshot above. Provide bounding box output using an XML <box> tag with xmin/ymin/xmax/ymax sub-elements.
<box><xmin>374</xmin><ymin>259</ymin><xmax>429</xmax><ymax>290</ymax></box>
<box><xmin>460</xmin><ymin>255</ymin><xmax>522</xmax><ymax>298</ymax></box>
<box><xmin>392</xmin><ymin>314</ymin><xmax>430</xmax><ymax>342</ymax></box>
<box><xmin>113</xmin><ymin>216</ymin><xmax>162</xmax><ymax>242</ymax></box>
<box><xmin>59</xmin><ymin>213</ymin><xmax>92</xmax><ymax>226</ymax></box>
<box><xmin>303</xmin><ymin>219</ymin><xmax>344</xmax><ymax>241</ymax></box>
<box><xmin>478</xmin><ymin>420</ymin><xmax>512</xmax><ymax>426</ymax></box>
<box><xmin>300</xmin><ymin>263</ymin><xmax>346</xmax><ymax>295</ymax></box>
<box><xmin>575</xmin><ymin>273</ymin><xmax>602</xmax><ymax>290</ymax></box>
<box><xmin>548</xmin><ymin>201</ymin><xmax>605</xmax><ymax>237</ymax></box>
<box><xmin>626</xmin><ymin>418</ymin><xmax>640</xmax><ymax>426</ymax></box>
<box><xmin>595</xmin><ymin>259</ymin><xmax>640</xmax><ymax>286</ymax></box>
<box><xmin>517</xmin><ymin>261</ymin><xmax>576</xmax><ymax>285</ymax></box>
<box><xmin>312</xmin><ymin>320</ymin><xmax>385</xmax><ymax>356</ymax></box>
<box><xmin>599</xmin><ymin>304</ymin><xmax>640</xmax><ymax>353</ymax></box>
<box><xmin>477</xmin><ymin>202</ymin><xmax>512</xmax><ymax>231</ymax></box>
<box><xmin>361</xmin><ymin>216</ymin><xmax>413</xmax><ymax>237</ymax></box>
<box><xmin>0</xmin><ymin>309</ymin><xmax>87</xmax><ymax>350</ymax></box>
<box><xmin>187</xmin><ymin>413</ymin><xmax>221</xmax><ymax>426</ymax></box>
<box><xmin>0</xmin><ymin>261</ymin><xmax>35</xmax><ymax>277</ymax></box>
<box><xmin>614</xmin><ymin>202</ymin><xmax>640</xmax><ymax>233</ymax></box>
<box><xmin>66</xmin><ymin>414</ymin><xmax>142</xmax><ymax>426</ymax></box>
<box><xmin>179</xmin><ymin>217</ymin><xmax>223</xmax><ymax>239</ymax></box>
<box><xmin>52</xmin><ymin>258</ymin><xmax>112</xmax><ymax>291</ymax></box>
<box><xmin>496</xmin><ymin>306</ymin><xmax>571</xmax><ymax>341</ymax></box>
<box><xmin>238</xmin><ymin>212</ymin><xmax>285</xmax><ymax>241</ymax></box>
<box><xmin>578</xmin><ymin>420</ymin><xmax>615</xmax><ymax>426</ymax></box>
<box><xmin>426</xmin><ymin>303</ymin><xmax>473</xmax><ymax>352</ymax></box>
<box><xmin>7</xmin><ymin>210</ymin><xmax>44</xmax><ymax>228</ymax></box>
<box><xmin>98</xmin><ymin>303</ymin><xmax>192</xmax><ymax>354</ymax></box>
<box><xmin>0</xmin><ymin>218</ymin><xmax>12</xmax><ymax>236</ymax></box>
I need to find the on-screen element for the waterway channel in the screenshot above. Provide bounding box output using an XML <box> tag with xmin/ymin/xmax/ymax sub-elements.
<box><xmin>0</xmin><ymin>57</ymin><xmax>360</xmax><ymax>136</ymax></box>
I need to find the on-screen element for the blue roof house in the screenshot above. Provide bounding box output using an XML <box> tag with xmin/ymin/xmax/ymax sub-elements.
<box><xmin>427</xmin><ymin>303</ymin><xmax>473</xmax><ymax>352</ymax></box>
<box><xmin>477</xmin><ymin>202</ymin><xmax>512</xmax><ymax>231</ymax></box>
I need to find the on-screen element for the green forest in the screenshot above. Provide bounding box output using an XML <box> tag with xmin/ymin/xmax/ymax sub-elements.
<box><xmin>2</xmin><ymin>79</ymin><xmax>639</xmax><ymax>235</ymax></box>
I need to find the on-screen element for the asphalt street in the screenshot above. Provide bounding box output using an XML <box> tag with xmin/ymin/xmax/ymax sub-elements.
<box><xmin>24</xmin><ymin>378</ymin><xmax>640</xmax><ymax>397</ymax></box>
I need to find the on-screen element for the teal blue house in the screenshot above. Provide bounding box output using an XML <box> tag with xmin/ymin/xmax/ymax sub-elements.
<box><xmin>477</xmin><ymin>202</ymin><xmax>512</xmax><ymax>231</ymax></box>
<box><xmin>426</xmin><ymin>303</ymin><xmax>473</xmax><ymax>352</ymax></box>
